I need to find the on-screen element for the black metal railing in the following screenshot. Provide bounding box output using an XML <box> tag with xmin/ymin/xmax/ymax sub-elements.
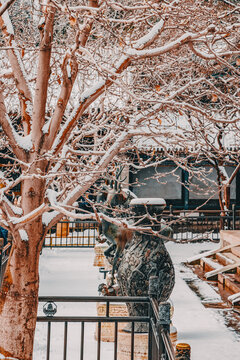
<box><xmin>162</xmin><ymin>211</ymin><xmax>240</xmax><ymax>242</ymax></box>
<box><xmin>43</xmin><ymin>211</ymin><xmax>240</xmax><ymax>247</ymax></box>
<box><xmin>43</xmin><ymin>221</ymin><xmax>98</xmax><ymax>248</ymax></box>
<box><xmin>37</xmin><ymin>296</ymin><xmax>175</xmax><ymax>360</ymax></box>
<box><xmin>0</xmin><ymin>242</ymin><xmax>11</xmax><ymax>286</ymax></box>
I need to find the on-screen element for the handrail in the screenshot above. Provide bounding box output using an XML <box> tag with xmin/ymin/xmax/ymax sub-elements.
<box><xmin>150</xmin><ymin>297</ymin><xmax>176</xmax><ymax>360</ymax></box>
<box><xmin>38</xmin><ymin>295</ymin><xmax>149</xmax><ymax>303</ymax></box>
<box><xmin>37</xmin><ymin>315</ymin><xmax>150</xmax><ymax>323</ymax></box>
<box><xmin>0</xmin><ymin>242</ymin><xmax>11</xmax><ymax>253</ymax></box>
<box><xmin>162</xmin><ymin>331</ymin><xmax>176</xmax><ymax>360</ymax></box>
<box><xmin>37</xmin><ymin>295</ymin><xmax>175</xmax><ymax>360</ymax></box>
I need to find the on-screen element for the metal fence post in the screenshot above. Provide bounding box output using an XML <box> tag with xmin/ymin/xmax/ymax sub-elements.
<box><xmin>232</xmin><ymin>204</ymin><xmax>236</xmax><ymax>230</ymax></box>
<box><xmin>159</xmin><ymin>302</ymin><xmax>171</xmax><ymax>359</ymax></box>
<box><xmin>220</xmin><ymin>212</ymin><xmax>224</xmax><ymax>230</ymax></box>
<box><xmin>148</xmin><ymin>276</ymin><xmax>159</xmax><ymax>360</ymax></box>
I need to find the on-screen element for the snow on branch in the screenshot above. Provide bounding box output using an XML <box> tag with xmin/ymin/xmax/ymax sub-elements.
<box><xmin>9</xmin><ymin>203</ymin><xmax>48</xmax><ymax>227</ymax></box>
<box><xmin>32</xmin><ymin>4</ymin><xmax>56</xmax><ymax>149</ymax></box>
<box><xmin>0</xmin><ymin>69</ymin><xmax>13</xmax><ymax>78</ymax></box>
<box><xmin>189</xmin><ymin>42</ymin><xmax>240</xmax><ymax>60</ymax></box>
<box><xmin>0</xmin><ymin>9</ymin><xmax>33</xmax><ymax>98</ymax></box>
<box><xmin>0</xmin><ymin>194</ymin><xmax>22</xmax><ymax>217</ymax></box>
<box><xmin>43</xmin><ymin>6</ymin><xmax>98</xmax><ymax>152</ymax></box>
<box><xmin>0</xmin><ymin>89</ymin><xmax>33</xmax><ymax>157</ymax></box>
<box><xmin>0</xmin><ymin>0</ymin><xmax>16</xmax><ymax>17</ymax></box>
<box><xmin>45</xmin><ymin>131</ymin><xmax>131</xmax><ymax>229</ymax></box>
<box><xmin>133</xmin><ymin>18</ymin><xmax>165</xmax><ymax>49</ymax></box>
<box><xmin>125</xmin><ymin>24</ymin><xmax>240</xmax><ymax>59</ymax></box>
<box><xmin>50</xmin><ymin>17</ymin><xmax>167</xmax><ymax>155</ymax></box>
<box><xmin>0</xmin><ymin>6</ymin><xmax>33</xmax><ymax>135</ymax></box>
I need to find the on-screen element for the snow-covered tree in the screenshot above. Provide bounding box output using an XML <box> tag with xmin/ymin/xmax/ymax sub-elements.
<box><xmin>0</xmin><ymin>0</ymin><xmax>239</xmax><ymax>358</ymax></box>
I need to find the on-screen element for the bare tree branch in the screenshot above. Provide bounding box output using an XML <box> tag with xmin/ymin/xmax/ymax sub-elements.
<box><xmin>0</xmin><ymin>0</ymin><xmax>16</xmax><ymax>17</ymax></box>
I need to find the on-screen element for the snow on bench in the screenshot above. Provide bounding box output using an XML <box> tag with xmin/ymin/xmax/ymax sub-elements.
<box><xmin>228</xmin><ymin>292</ymin><xmax>240</xmax><ymax>305</ymax></box>
<box><xmin>205</xmin><ymin>261</ymin><xmax>240</xmax><ymax>280</ymax></box>
<box><xmin>186</xmin><ymin>241</ymin><xmax>240</xmax><ymax>265</ymax></box>
<box><xmin>202</xmin><ymin>257</ymin><xmax>222</xmax><ymax>270</ymax></box>
<box><xmin>216</xmin><ymin>252</ymin><xmax>235</xmax><ymax>265</ymax></box>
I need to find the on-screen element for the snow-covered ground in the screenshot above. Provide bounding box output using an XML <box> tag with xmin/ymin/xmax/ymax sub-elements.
<box><xmin>34</xmin><ymin>241</ymin><xmax>240</xmax><ymax>359</ymax></box>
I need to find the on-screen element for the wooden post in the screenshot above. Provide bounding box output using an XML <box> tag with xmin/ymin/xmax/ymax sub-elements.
<box><xmin>224</xmin><ymin>185</ymin><xmax>231</xmax><ymax>212</ymax></box>
<box><xmin>176</xmin><ymin>343</ymin><xmax>191</xmax><ymax>359</ymax></box>
<box><xmin>56</xmin><ymin>220</ymin><xmax>69</xmax><ymax>238</ymax></box>
<box><xmin>182</xmin><ymin>170</ymin><xmax>189</xmax><ymax>210</ymax></box>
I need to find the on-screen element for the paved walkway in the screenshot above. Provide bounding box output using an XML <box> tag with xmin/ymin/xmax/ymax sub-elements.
<box><xmin>36</xmin><ymin>243</ymin><xmax>240</xmax><ymax>359</ymax></box>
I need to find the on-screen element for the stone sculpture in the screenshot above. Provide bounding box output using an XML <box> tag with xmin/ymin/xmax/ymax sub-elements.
<box><xmin>116</xmin><ymin>198</ymin><xmax>175</xmax><ymax>332</ymax></box>
<box><xmin>96</xmin><ymin>172</ymin><xmax>175</xmax><ymax>333</ymax></box>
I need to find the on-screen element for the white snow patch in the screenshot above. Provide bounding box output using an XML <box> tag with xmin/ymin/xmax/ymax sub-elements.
<box><xmin>42</xmin><ymin>210</ymin><xmax>59</xmax><ymax>226</ymax></box>
<box><xmin>46</xmin><ymin>189</ymin><xmax>58</xmax><ymax>205</ymax></box>
<box><xmin>0</xmin><ymin>355</ymin><xmax>19</xmax><ymax>360</ymax></box>
<box><xmin>130</xmin><ymin>198</ymin><xmax>166</xmax><ymax>206</ymax></box>
<box><xmin>19</xmin><ymin>229</ymin><xmax>29</xmax><ymax>241</ymax></box>
<box><xmin>14</xmin><ymin>133</ymin><xmax>33</xmax><ymax>151</ymax></box>
<box><xmin>202</xmin><ymin>257</ymin><xmax>222</xmax><ymax>270</ymax></box>
<box><xmin>122</xmin><ymin>188</ymin><xmax>137</xmax><ymax>199</ymax></box>
<box><xmin>1</xmin><ymin>11</ymin><xmax>14</xmax><ymax>35</ymax></box>
<box><xmin>134</xmin><ymin>19</ymin><xmax>164</xmax><ymax>49</ymax></box>
<box><xmin>42</xmin><ymin>120</ymin><xmax>51</xmax><ymax>134</ymax></box>
<box><xmin>67</xmin><ymin>62</ymin><xmax>71</xmax><ymax>79</ymax></box>
<box><xmin>4</xmin><ymin>196</ymin><xmax>23</xmax><ymax>215</ymax></box>
<box><xmin>228</xmin><ymin>292</ymin><xmax>240</xmax><ymax>304</ymax></box>
<box><xmin>10</xmin><ymin>203</ymin><xmax>45</xmax><ymax>225</ymax></box>
<box><xmin>35</xmin><ymin>243</ymin><xmax>240</xmax><ymax>360</ymax></box>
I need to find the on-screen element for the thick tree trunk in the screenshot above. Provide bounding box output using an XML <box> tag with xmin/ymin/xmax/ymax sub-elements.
<box><xmin>0</xmin><ymin>163</ymin><xmax>48</xmax><ymax>359</ymax></box>
<box><xmin>0</xmin><ymin>235</ymin><xmax>41</xmax><ymax>359</ymax></box>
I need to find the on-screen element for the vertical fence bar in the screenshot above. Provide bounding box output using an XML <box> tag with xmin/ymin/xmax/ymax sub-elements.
<box><xmin>82</xmin><ymin>222</ymin><xmax>85</xmax><ymax>246</ymax></box>
<box><xmin>158</xmin><ymin>325</ymin><xmax>163</xmax><ymax>360</ymax></box>
<box><xmin>46</xmin><ymin>322</ymin><xmax>51</xmax><ymax>360</ymax></box>
<box><xmin>70</xmin><ymin>222</ymin><xmax>73</xmax><ymax>247</ymax></box>
<box><xmin>148</xmin><ymin>305</ymin><xmax>152</xmax><ymax>360</ymax></box>
<box><xmin>114</xmin><ymin>321</ymin><xmax>118</xmax><ymax>360</ymax></box>
<box><xmin>78</xmin><ymin>222</ymin><xmax>81</xmax><ymax>247</ymax></box>
<box><xmin>63</xmin><ymin>322</ymin><xmax>68</xmax><ymax>360</ymax></box>
<box><xmin>106</xmin><ymin>301</ymin><xmax>110</xmax><ymax>317</ymax></box>
<box><xmin>131</xmin><ymin>322</ymin><xmax>135</xmax><ymax>360</ymax></box>
<box><xmin>61</xmin><ymin>223</ymin><xmax>63</xmax><ymax>247</ymax></box>
<box><xmin>80</xmin><ymin>322</ymin><xmax>84</xmax><ymax>360</ymax></box>
<box><xmin>201</xmin><ymin>217</ymin><xmax>204</xmax><ymax>238</ymax></box>
<box><xmin>232</xmin><ymin>204</ymin><xmax>236</xmax><ymax>230</ymax></box>
<box><xmin>97</xmin><ymin>322</ymin><xmax>101</xmax><ymax>360</ymax></box>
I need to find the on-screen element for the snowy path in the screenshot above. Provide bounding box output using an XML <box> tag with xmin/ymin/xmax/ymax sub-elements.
<box><xmin>34</xmin><ymin>243</ymin><xmax>240</xmax><ymax>359</ymax></box>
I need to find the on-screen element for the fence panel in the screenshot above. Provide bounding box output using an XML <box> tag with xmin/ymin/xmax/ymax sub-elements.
<box><xmin>43</xmin><ymin>213</ymin><xmax>240</xmax><ymax>248</ymax></box>
<box><xmin>36</xmin><ymin>296</ymin><xmax>175</xmax><ymax>360</ymax></box>
<box><xmin>162</xmin><ymin>214</ymin><xmax>240</xmax><ymax>242</ymax></box>
<box><xmin>44</xmin><ymin>221</ymin><xmax>98</xmax><ymax>248</ymax></box>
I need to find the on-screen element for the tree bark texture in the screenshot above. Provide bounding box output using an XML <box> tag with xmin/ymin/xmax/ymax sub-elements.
<box><xmin>0</xmin><ymin>234</ymin><xmax>41</xmax><ymax>359</ymax></box>
<box><xmin>0</xmin><ymin>177</ymin><xmax>45</xmax><ymax>359</ymax></box>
